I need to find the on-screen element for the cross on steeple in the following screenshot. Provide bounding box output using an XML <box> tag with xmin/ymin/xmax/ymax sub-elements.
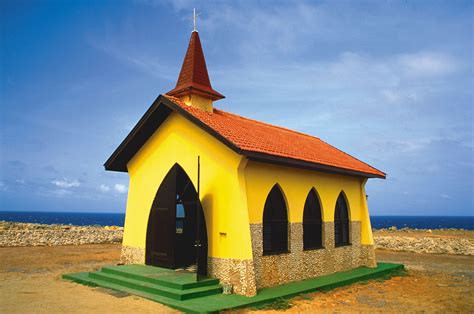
<box><xmin>193</xmin><ymin>8</ymin><xmax>201</xmax><ymax>32</ymax></box>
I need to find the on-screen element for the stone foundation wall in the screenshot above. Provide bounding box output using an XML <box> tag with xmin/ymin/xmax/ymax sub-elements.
<box><xmin>120</xmin><ymin>245</ymin><xmax>145</xmax><ymax>264</ymax></box>
<box><xmin>250</xmin><ymin>221</ymin><xmax>375</xmax><ymax>289</ymax></box>
<box><xmin>207</xmin><ymin>257</ymin><xmax>257</xmax><ymax>296</ymax></box>
<box><xmin>361</xmin><ymin>244</ymin><xmax>377</xmax><ymax>267</ymax></box>
<box><xmin>120</xmin><ymin>222</ymin><xmax>377</xmax><ymax>296</ymax></box>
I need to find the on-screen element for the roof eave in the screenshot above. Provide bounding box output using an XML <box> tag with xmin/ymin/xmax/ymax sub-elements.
<box><xmin>104</xmin><ymin>95</ymin><xmax>237</xmax><ymax>172</ymax></box>
<box><xmin>104</xmin><ymin>95</ymin><xmax>172</xmax><ymax>172</ymax></box>
<box><xmin>243</xmin><ymin>151</ymin><xmax>386</xmax><ymax>179</ymax></box>
<box><xmin>167</xmin><ymin>84</ymin><xmax>225</xmax><ymax>101</ymax></box>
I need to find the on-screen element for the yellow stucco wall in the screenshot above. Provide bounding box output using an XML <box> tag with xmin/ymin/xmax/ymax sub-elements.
<box><xmin>179</xmin><ymin>93</ymin><xmax>213</xmax><ymax>112</ymax></box>
<box><xmin>360</xmin><ymin>178</ymin><xmax>374</xmax><ymax>244</ymax></box>
<box><xmin>123</xmin><ymin>112</ymin><xmax>253</xmax><ymax>259</ymax></box>
<box><xmin>244</xmin><ymin>161</ymin><xmax>374</xmax><ymax>245</ymax></box>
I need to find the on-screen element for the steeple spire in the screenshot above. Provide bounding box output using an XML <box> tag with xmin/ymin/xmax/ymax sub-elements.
<box><xmin>167</xmin><ymin>25</ymin><xmax>224</xmax><ymax>112</ymax></box>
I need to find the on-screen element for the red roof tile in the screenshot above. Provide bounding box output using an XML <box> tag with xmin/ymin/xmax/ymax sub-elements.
<box><xmin>163</xmin><ymin>95</ymin><xmax>385</xmax><ymax>178</ymax></box>
<box><xmin>167</xmin><ymin>31</ymin><xmax>224</xmax><ymax>101</ymax></box>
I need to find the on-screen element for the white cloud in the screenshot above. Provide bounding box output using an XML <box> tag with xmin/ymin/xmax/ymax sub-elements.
<box><xmin>99</xmin><ymin>184</ymin><xmax>110</xmax><ymax>192</ymax></box>
<box><xmin>380</xmin><ymin>89</ymin><xmax>402</xmax><ymax>104</ymax></box>
<box><xmin>213</xmin><ymin>48</ymin><xmax>462</xmax><ymax>114</ymax></box>
<box><xmin>114</xmin><ymin>184</ymin><xmax>128</xmax><ymax>193</ymax></box>
<box><xmin>200</xmin><ymin>2</ymin><xmax>325</xmax><ymax>58</ymax></box>
<box><xmin>398</xmin><ymin>52</ymin><xmax>458</xmax><ymax>78</ymax></box>
<box><xmin>86</xmin><ymin>33</ymin><xmax>175</xmax><ymax>81</ymax></box>
<box><xmin>135</xmin><ymin>0</ymin><xmax>192</xmax><ymax>11</ymax></box>
<box><xmin>380</xmin><ymin>88</ymin><xmax>418</xmax><ymax>104</ymax></box>
<box><xmin>51</xmin><ymin>179</ymin><xmax>80</xmax><ymax>188</ymax></box>
<box><xmin>51</xmin><ymin>189</ymin><xmax>72</xmax><ymax>197</ymax></box>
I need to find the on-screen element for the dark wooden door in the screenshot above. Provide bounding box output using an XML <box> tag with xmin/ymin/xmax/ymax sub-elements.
<box><xmin>174</xmin><ymin>168</ymin><xmax>207</xmax><ymax>275</ymax></box>
<box><xmin>145</xmin><ymin>166</ymin><xmax>177</xmax><ymax>268</ymax></box>
<box><xmin>145</xmin><ymin>163</ymin><xmax>208</xmax><ymax>276</ymax></box>
<box><xmin>196</xmin><ymin>204</ymin><xmax>208</xmax><ymax>276</ymax></box>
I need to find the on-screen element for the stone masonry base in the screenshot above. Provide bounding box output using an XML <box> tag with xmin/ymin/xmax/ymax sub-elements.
<box><xmin>120</xmin><ymin>245</ymin><xmax>145</xmax><ymax>264</ymax></box>
<box><xmin>207</xmin><ymin>257</ymin><xmax>257</xmax><ymax>296</ymax></box>
<box><xmin>250</xmin><ymin>221</ymin><xmax>376</xmax><ymax>289</ymax></box>
<box><xmin>120</xmin><ymin>221</ymin><xmax>376</xmax><ymax>297</ymax></box>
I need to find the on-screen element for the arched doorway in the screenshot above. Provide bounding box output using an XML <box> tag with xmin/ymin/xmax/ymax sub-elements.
<box><xmin>145</xmin><ymin>163</ymin><xmax>208</xmax><ymax>275</ymax></box>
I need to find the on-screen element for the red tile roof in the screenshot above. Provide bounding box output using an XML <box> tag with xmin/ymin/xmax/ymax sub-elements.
<box><xmin>167</xmin><ymin>31</ymin><xmax>224</xmax><ymax>101</ymax></box>
<box><xmin>163</xmin><ymin>95</ymin><xmax>385</xmax><ymax>178</ymax></box>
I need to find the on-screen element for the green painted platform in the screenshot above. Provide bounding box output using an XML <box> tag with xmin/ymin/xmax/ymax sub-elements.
<box><xmin>63</xmin><ymin>262</ymin><xmax>404</xmax><ymax>313</ymax></box>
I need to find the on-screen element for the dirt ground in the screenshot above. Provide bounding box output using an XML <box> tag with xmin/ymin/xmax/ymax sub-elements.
<box><xmin>0</xmin><ymin>244</ymin><xmax>473</xmax><ymax>313</ymax></box>
<box><xmin>373</xmin><ymin>228</ymin><xmax>474</xmax><ymax>241</ymax></box>
<box><xmin>0</xmin><ymin>244</ymin><xmax>178</xmax><ymax>314</ymax></box>
<box><xmin>237</xmin><ymin>250</ymin><xmax>474</xmax><ymax>313</ymax></box>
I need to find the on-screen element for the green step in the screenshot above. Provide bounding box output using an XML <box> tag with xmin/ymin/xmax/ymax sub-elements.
<box><xmin>63</xmin><ymin>272</ymin><xmax>198</xmax><ymax>313</ymax></box>
<box><xmin>88</xmin><ymin>271</ymin><xmax>222</xmax><ymax>300</ymax></box>
<box><xmin>101</xmin><ymin>265</ymin><xmax>219</xmax><ymax>290</ymax></box>
<box><xmin>63</xmin><ymin>263</ymin><xmax>405</xmax><ymax>313</ymax></box>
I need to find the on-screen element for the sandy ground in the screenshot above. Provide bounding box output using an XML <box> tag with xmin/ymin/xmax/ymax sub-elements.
<box><xmin>0</xmin><ymin>244</ymin><xmax>178</xmax><ymax>314</ymax></box>
<box><xmin>1</xmin><ymin>243</ymin><xmax>473</xmax><ymax>313</ymax></box>
<box><xmin>236</xmin><ymin>250</ymin><xmax>474</xmax><ymax>313</ymax></box>
<box><xmin>373</xmin><ymin>228</ymin><xmax>474</xmax><ymax>241</ymax></box>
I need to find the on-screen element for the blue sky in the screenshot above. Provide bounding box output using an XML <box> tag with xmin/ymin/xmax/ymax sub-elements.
<box><xmin>1</xmin><ymin>0</ymin><xmax>472</xmax><ymax>215</ymax></box>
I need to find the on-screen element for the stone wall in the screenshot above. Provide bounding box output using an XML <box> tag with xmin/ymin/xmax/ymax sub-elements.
<box><xmin>361</xmin><ymin>244</ymin><xmax>377</xmax><ymax>267</ymax></box>
<box><xmin>250</xmin><ymin>221</ymin><xmax>376</xmax><ymax>289</ymax></box>
<box><xmin>120</xmin><ymin>245</ymin><xmax>145</xmax><ymax>264</ymax></box>
<box><xmin>120</xmin><ymin>222</ymin><xmax>376</xmax><ymax>296</ymax></box>
<box><xmin>207</xmin><ymin>257</ymin><xmax>257</xmax><ymax>296</ymax></box>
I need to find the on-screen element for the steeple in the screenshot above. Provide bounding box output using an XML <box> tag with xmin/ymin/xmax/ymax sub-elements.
<box><xmin>166</xmin><ymin>31</ymin><xmax>224</xmax><ymax>112</ymax></box>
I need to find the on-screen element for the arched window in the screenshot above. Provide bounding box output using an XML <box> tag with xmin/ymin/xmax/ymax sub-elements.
<box><xmin>334</xmin><ymin>192</ymin><xmax>350</xmax><ymax>246</ymax></box>
<box><xmin>303</xmin><ymin>189</ymin><xmax>323</xmax><ymax>250</ymax></box>
<box><xmin>263</xmin><ymin>184</ymin><xmax>288</xmax><ymax>255</ymax></box>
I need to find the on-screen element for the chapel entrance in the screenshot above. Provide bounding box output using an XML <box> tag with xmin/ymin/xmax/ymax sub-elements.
<box><xmin>145</xmin><ymin>163</ymin><xmax>208</xmax><ymax>276</ymax></box>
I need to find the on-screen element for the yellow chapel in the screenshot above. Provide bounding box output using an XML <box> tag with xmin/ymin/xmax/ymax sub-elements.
<box><xmin>104</xmin><ymin>29</ymin><xmax>385</xmax><ymax>297</ymax></box>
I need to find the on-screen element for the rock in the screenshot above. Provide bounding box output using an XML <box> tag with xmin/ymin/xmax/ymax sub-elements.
<box><xmin>374</xmin><ymin>235</ymin><xmax>474</xmax><ymax>256</ymax></box>
<box><xmin>0</xmin><ymin>222</ymin><xmax>123</xmax><ymax>247</ymax></box>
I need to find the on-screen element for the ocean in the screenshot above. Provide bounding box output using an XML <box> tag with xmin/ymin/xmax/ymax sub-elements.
<box><xmin>0</xmin><ymin>211</ymin><xmax>125</xmax><ymax>227</ymax></box>
<box><xmin>0</xmin><ymin>211</ymin><xmax>473</xmax><ymax>230</ymax></box>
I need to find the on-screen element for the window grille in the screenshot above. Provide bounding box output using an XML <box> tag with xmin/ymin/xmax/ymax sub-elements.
<box><xmin>263</xmin><ymin>185</ymin><xmax>288</xmax><ymax>255</ymax></box>
<box><xmin>303</xmin><ymin>189</ymin><xmax>323</xmax><ymax>250</ymax></box>
<box><xmin>334</xmin><ymin>192</ymin><xmax>350</xmax><ymax>246</ymax></box>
